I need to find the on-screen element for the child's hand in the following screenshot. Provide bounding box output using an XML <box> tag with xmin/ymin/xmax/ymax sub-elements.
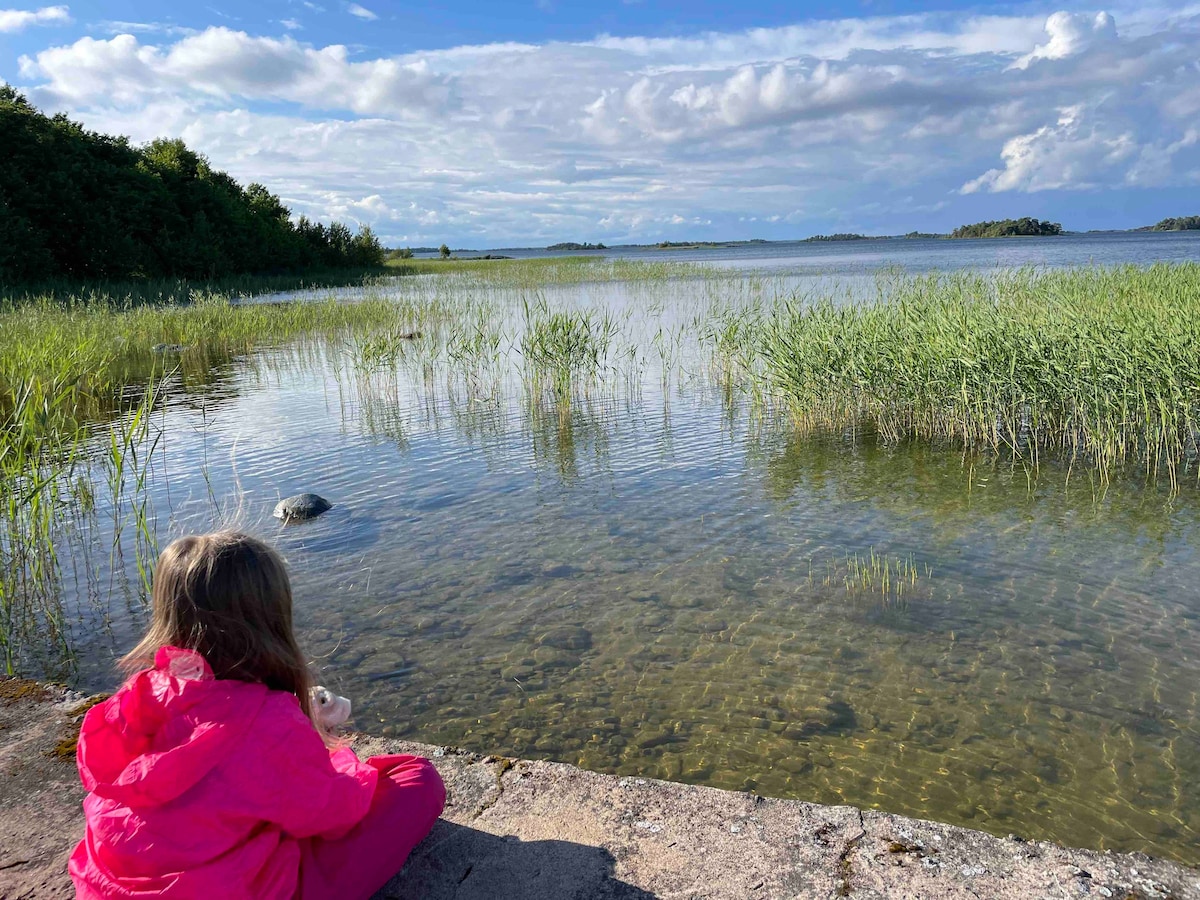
<box><xmin>311</xmin><ymin>686</ymin><xmax>352</xmax><ymax>732</ymax></box>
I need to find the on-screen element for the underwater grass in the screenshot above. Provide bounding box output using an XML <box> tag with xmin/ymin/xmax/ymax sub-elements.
<box><xmin>757</xmin><ymin>265</ymin><xmax>1200</xmax><ymax>484</ymax></box>
<box><xmin>814</xmin><ymin>549</ymin><xmax>931</xmax><ymax>612</ymax></box>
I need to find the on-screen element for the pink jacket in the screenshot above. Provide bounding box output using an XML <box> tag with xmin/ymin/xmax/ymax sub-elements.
<box><xmin>70</xmin><ymin>646</ymin><xmax>378</xmax><ymax>899</ymax></box>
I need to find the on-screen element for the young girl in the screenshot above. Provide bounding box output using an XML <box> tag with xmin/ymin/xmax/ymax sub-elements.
<box><xmin>69</xmin><ymin>531</ymin><xmax>445</xmax><ymax>900</ymax></box>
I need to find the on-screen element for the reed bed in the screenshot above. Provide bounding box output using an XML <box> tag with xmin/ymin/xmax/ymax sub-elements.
<box><xmin>759</xmin><ymin>265</ymin><xmax>1200</xmax><ymax>483</ymax></box>
<box><xmin>389</xmin><ymin>256</ymin><xmax>722</xmax><ymax>288</ymax></box>
<box><xmin>0</xmin><ymin>288</ymin><xmax>446</xmax><ymax>674</ymax></box>
<box><xmin>0</xmin><ymin>269</ymin><xmax>392</xmax><ymax>311</ymax></box>
<box><xmin>0</xmin><ymin>295</ymin><xmax>436</xmax><ymax>429</ymax></box>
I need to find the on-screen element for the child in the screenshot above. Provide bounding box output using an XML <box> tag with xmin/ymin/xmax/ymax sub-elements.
<box><xmin>69</xmin><ymin>531</ymin><xmax>445</xmax><ymax>900</ymax></box>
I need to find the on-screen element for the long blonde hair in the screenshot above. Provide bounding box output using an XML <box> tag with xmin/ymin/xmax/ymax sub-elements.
<box><xmin>121</xmin><ymin>530</ymin><xmax>316</xmax><ymax>725</ymax></box>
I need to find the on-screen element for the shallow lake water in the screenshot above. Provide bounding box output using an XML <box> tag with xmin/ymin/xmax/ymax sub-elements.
<box><xmin>53</xmin><ymin>258</ymin><xmax>1200</xmax><ymax>866</ymax></box>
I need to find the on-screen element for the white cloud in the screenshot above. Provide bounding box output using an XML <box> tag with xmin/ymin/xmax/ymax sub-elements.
<box><xmin>961</xmin><ymin>105</ymin><xmax>1137</xmax><ymax>193</ymax></box>
<box><xmin>97</xmin><ymin>20</ymin><xmax>196</xmax><ymax>37</ymax></box>
<box><xmin>11</xmin><ymin>7</ymin><xmax>1200</xmax><ymax>242</ymax></box>
<box><xmin>1126</xmin><ymin>129</ymin><xmax>1200</xmax><ymax>186</ymax></box>
<box><xmin>1011</xmin><ymin>11</ymin><xmax>1117</xmax><ymax>69</ymax></box>
<box><xmin>19</xmin><ymin>28</ymin><xmax>449</xmax><ymax>115</ymax></box>
<box><xmin>0</xmin><ymin>4</ymin><xmax>68</xmax><ymax>32</ymax></box>
<box><xmin>280</xmin><ymin>18</ymin><xmax>301</xmax><ymax>31</ymax></box>
<box><xmin>346</xmin><ymin>3</ymin><xmax>376</xmax><ymax>21</ymax></box>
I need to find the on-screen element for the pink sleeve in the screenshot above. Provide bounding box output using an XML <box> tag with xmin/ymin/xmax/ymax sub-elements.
<box><xmin>243</xmin><ymin>695</ymin><xmax>379</xmax><ymax>840</ymax></box>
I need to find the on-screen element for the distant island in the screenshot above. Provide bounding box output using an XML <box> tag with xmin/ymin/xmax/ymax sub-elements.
<box><xmin>1146</xmin><ymin>216</ymin><xmax>1200</xmax><ymax>232</ymax></box>
<box><xmin>949</xmin><ymin>218</ymin><xmax>1062</xmax><ymax>239</ymax></box>
<box><xmin>803</xmin><ymin>233</ymin><xmax>870</xmax><ymax>242</ymax></box>
<box><xmin>547</xmin><ymin>242</ymin><xmax>607</xmax><ymax>251</ymax></box>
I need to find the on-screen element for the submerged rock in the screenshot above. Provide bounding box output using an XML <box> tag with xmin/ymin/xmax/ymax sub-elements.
<box><xmin>782</xmin><ymin>700</ymin><xmax>859</xmax><ymax>741</ymax></box>
<box><xmin>537</xmin><ymin>625</ymin><xmax>592</xmax><ymax>651</ymax></box>
<box><xmin>273</xmin><ymin>493</ymin><xmax>333</xmax><ymax>522</ymax></box>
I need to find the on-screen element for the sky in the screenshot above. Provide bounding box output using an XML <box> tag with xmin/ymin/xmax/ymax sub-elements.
<box><xmin>2</xmin><ymin>1</ymin><xmax>1199</xmax><ymax>248</ymax></box>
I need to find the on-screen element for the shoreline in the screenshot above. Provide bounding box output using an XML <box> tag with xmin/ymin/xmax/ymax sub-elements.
<box><xmin>2</xmin><ymin>681</ymin><xmax>1196</xmax><ymax>899</ymax></box>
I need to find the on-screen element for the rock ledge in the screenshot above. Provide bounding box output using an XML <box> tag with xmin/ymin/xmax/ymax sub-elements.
<box><xmin>2</xmin><ymin>684</ymin><xmax>1197</xmax><ymax>899</ymax></box>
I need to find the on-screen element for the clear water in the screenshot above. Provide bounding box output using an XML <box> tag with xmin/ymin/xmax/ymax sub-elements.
<box><xmin>56</xmin><ymin>242</ymin><xmax>1200</xmax><ymax>865</ymax></box>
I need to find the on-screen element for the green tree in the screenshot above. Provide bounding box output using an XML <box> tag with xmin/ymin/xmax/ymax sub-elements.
<box><xmin>949</xmin><ymin>218</ymin><xmax>1062</xmax><ymax>239</ymax></box>
<box><xmin>0</xmin><ymin>89</ymin><xmax>388</xmax><ymax>282</ymax></box>
<box><xmin>439</xmin><ymin>243</ymin><xmax>451</xmax><ymax>259</ymax></box>
<box><xmin>1151</xmin><ymin>216</ymin><xmax>1200</xmax><ymax>231</ymax></box>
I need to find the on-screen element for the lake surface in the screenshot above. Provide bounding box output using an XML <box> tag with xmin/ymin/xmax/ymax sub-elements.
<box><xmin>450</xmin><ymin>229</ymin><xmax>1200</xmax><ymax>273</ymax></box>
<box><xmin>53</xmin><ymin>239</ymin><xmax>1200</xmax><ymax>865</ymax></box>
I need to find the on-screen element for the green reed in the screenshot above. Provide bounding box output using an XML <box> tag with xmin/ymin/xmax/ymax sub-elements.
<box><xmin>0</xmin><ymin>268</ymin><xmax>392</xmax><ymax>311</ymax></box>
<box><xmin>758</xmin><ymin>265</ymin><xmax>1200</xmax><ymax>484</ymax></box>
<box><xmin>0</xmin><ymin>380</ymin><xmax>77</xmax><ymax>674</ymax></box>
<box><xmin>520</xmin><ymin>297</ymin><xmax>619</xmax><ymax>392</ymax></box>
<box><xmin>389</xmin><ymin>255</ymin><xmax>720</xmax><ymax>288</ymax></box>
<box><xmin>820</xmin><ymin>549</ymin><xmax>931</xmax><ymax>611</ymax></box>
<box><xmin>105</xmin><ymin>378</ymin><xmax>164</xmax><ymax>601</ymax></box>
<box><xmin>0</xmin><ymin>294</ymin><xmax>437</xmax><ymax>428</ymax></box>
<box><xmin>0</xmin><ymin>286</ymin><xmax>451</xmax><ymax>676</ymax></box>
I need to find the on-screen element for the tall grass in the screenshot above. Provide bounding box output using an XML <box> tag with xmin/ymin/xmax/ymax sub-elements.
<box><xmin>0</xmin><ymin>294</ymin><xmax>436</xmax><ymax>428</ymax></box>
<box><xmin>0</xmin><ymin>268</ymin><xmax>393</xmax><ymax>311</ymax></box>
<box><xmin>0</xmin><ymin>287</ymin><xmax>445</xmax><ymax>676</ymax></box>
<box><xmin>0</xmin><ymin>381</ymin><xmax>78</xmax><ymax>674</ymax></box>
<box><xmin>520</xmin><ymin>297</ymin><xmax>619</xmax><ymax>392</ymax></box>
<box><xmin>388</xmin><ymin>256</ymin><xmax>721</xmax><ymax>287</ymax></box>
<box><xmin>6</xmin><ymin>258</ymin><xmax>1200</xmax><ymax>671</ymax></box>
<box><xmin>759</xmin><ymin>266</ymin><xmax>1200</xmax><ymax>483</ymax></box>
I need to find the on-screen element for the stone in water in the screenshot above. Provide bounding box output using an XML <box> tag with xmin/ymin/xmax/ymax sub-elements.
<box><xmin>274</xmin><ymin>493</ymin><xmax>333</xmax><ymax>522</ymax></box>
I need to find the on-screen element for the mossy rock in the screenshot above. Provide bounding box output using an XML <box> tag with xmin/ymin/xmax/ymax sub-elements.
<box><xmin>0</xmin><ymin>678</ymin><xmax>53</xmax><ymax>705</ymax></box>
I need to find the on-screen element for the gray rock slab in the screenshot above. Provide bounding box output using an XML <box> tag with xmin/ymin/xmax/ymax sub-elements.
<box><xmin>356</xmin><ymin>737</ymin><xmax>1200</xmax><ymax>900</ymax></box>
<box><xmin>1</xmin><ymin>686</ymin><xmax>1196</xmax><ymax>900</ymax></box>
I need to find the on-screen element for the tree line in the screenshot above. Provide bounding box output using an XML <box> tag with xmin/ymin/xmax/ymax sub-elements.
<box><xmin>0</xmin><ymin>87</ymin><xmax>384</xmax><ymax>283</ymax></box>
<box><xmin>1149</xmin><ymin>216</ymin><xmax>1200</xmax><ymax>232</ymax></box>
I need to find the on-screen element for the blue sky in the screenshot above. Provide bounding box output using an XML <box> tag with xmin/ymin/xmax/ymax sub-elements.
<box><xmin>3</xmin><ymin>1</ymin><xmax>1200</xmax><ymax>247</ymax></box>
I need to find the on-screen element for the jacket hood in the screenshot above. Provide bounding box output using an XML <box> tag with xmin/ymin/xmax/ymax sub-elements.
<box><xmin>78</xmin><ymin>646</ymin><xmax>270</xmax><ymax>807</ymax></box>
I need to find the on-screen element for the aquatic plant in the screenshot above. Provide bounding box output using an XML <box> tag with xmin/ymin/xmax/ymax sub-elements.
<box><xmin>0</xmin><ymin>270</ymin><xmax>396</xmax><ymax>312</ymax></box>
<box><xmin>387</xmin><ymin>255</ymin><xmax>720</xmax><ymax>288</ymax></box>
<box><xmin>0</xmin><ymin>293</ymin><xmax>440</xmax><ymax>429</ymax></box>
<box><xmin>759</xmin><ymin>265</ymin><xmax>1200</xmax><ymax>484</ymax></box>
<box><xmin>0</xmin><ymin>379</ymin><xmax>77</xmax><ymax>674</ymax></box>
<box><xmin>520</xmin><ymin>297</ymin><xmax>619</xmax><ymax>390</ymax></box>
<box><xmin>817</xmin><ymin>549</ymin><xmax>931</xmax><ymax>611</ymax></box>
<box><xmin>0</xmin><ymin>288</ymin><xmax>453</xmax><ymax>677</ymax></box>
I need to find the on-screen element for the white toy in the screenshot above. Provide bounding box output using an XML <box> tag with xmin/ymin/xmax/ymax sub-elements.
<box><xmin>311</xmin><ymin>685</ymin><xmax>352</xmax><ymax>732</ymax></box>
